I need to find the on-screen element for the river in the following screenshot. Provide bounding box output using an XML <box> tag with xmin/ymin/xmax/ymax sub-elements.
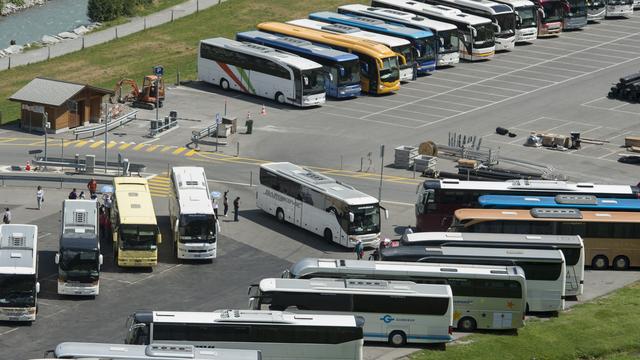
<box><xmin>0</xmin><ymin>0</ymin><xmax>89</xmax><ymax>48</ymax></box>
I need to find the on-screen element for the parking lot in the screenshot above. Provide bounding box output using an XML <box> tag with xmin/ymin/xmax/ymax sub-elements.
<box><xmin>0</xmin><ymin>11</ymin><xmax>639</xmax><ymax>360</ymax></box>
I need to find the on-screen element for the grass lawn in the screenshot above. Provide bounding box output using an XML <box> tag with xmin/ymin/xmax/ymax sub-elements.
<box><xmin>412</xmin><ymin>281</ymin><xmax>640</xmax><ymax>360</ymax></box>
<box><xmin>0</xmin><ymin>0</ymin><xmax>367</xmax><ymax>124</ymax></box>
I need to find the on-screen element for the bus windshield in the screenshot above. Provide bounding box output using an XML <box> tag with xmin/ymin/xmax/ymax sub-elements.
<box><xmin>349</xmin><ymin>204</ymin><xmax>381</xmax><ymax>235</ymax></box>
<box><xmin>542</xmin><ymin>2</ymin><xmax>564</xmax><ymax>22</ymax></box>
<box><xmin>0</xmin><ymin>274</ymin><xmax>36</xmax><ymax>307</ymax></box>
<box><xmin>517</xmin><ymin>6</ymin><xmax>538</xmax><ymax>28</ymax></box>
<box><xmin>473</xmin><ymin>24</ymin><xmax>495</xmax><ymax>44</ymax></box>
<box><xmin>120</xmin><ymin>225</ymin><xmax>157</xmax><ymax>250</ymax></box>
<box><xmin>179</xmin><ymin>214</ymin><xmax>216</xmax><ymax>243</ymax></box>
<box><xmin>439</xmin><ymin>30</ymin><xmax>459</xmax><ymax>53</ymax></box>
<box><xmin>59</xmin><ymin>248</ymin><xmax>99</xmax><ymax>278</ymax></box>
<box><xmin>302</xmin><ymin>68</ymin><xmax>326</xmax><ymax>95</ymax></box>
<box><xmin>495</xmin><ymin>13</ymin><xmax>516</xmax><ymax>35</ymax></box>
<box><xmin>337</xmin><ymin>60</ymin><xmax>360</xmax><ymax>85</ymax></box>
<box><xmin>395</xmin><ymin>44</ymin><xmax>414</xmax><ymax>65</ymax></box>
<box><xmin>567</xmin><ymin>0</ymin><xmax>587</xmax><ymax>16</ymax></box>
<box><xmin>415</xmin><ymin>37</ymin><xmax>436</xmax><ymax>62</ymax></box>
<box><xmin>380</xmin><ymin>56</ymin><xmax>399</xmax><ymax>82</ymax></box>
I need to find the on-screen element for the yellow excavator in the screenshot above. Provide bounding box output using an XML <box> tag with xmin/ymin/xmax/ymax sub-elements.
<box><xmin>111</xmin><ymin>75</ymin><xmax>165</xmax><ymax>110</ymax></box>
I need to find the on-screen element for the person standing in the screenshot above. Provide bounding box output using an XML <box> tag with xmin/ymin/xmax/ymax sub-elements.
<box><xmin>87</xmin><ymin>178</ymin><xmax>97</xmax><ymax>197</ymax></box>
<box><xmin>79</xmin><ymin>191</ymin><xmax>86</xmax><ymax>199</ymax></box>
<box><xmin>103</xmin><ymin>193</ymin><xmax>113</xmax><ymax>217</ymax></box>
<box><xmin>2</xmin><ymin>208</ymin><xmax>11</xmax><ymax>224</ymax></box>
<box><xmin>354</xmin><ymin>239</ymin><xmax>364</xmax><ymax>260</ymax></box>
<box><xmin>213</xmin><ymin>198</ymin><xmax>219</xmax><ymax>218</ymax></box>
<box><xmin>68</xmin><ymin>188</ymin><xmax>78</xmax><ymax>199</ymax></box>
<box><xmin>36</xmin><ymin>186</ymin><xmax>44</xmax><ymax>210</ymax></box>
<box><xmin>223</xmin><ymin>191</ymin><xmax>229</xmax><ymax>217</ymax></box>
<box><xmin>233</xmin><ymin>197</ymin><xmax>240</xmax><ymax>222</ymax></box>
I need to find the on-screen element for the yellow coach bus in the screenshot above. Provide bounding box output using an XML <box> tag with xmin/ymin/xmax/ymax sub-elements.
<box><xmin>450</xmin><ymin>208</ymin><xmax>640</xmax><ymax>270</ymax></box>
<box><xmin>111</xmin><ymin>177</ymin><xmax>161</xmax><ymax>267</ymax></box>
<box><xmin>257</xmin><ymin>22</ymin><xmax>401</xmax><ymax>95</ymax></box>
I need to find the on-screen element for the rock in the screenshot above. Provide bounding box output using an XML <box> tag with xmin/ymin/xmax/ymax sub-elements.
<box><xmin>58</xmin><ymin>31</ymin><xmax>79</xmax><ymax>39</ymax></box>
<box><xmin>3</xmin><ymin>44</ymin><xmax>23</xmax><ymax>54</ymax></box>
<box><xmin>73</xmin><ymin>25</ymin><xmax>89</xmax><ymax>35</ymax></box>
<box><xmin>41</xmin><ymin>35</ymin><xmax>60</xmax><ymax>44</ymax></box>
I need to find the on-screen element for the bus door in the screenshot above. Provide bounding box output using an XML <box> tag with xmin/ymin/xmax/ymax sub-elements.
<box><xmin>565</xmin><ymin>267</ymin><xmax>578</xmax><ymax>293</ymax></box>
<box><xmin>293</xmin><ymin>199</ymin><xmax>303</xmax><ymax>227</ymax></box>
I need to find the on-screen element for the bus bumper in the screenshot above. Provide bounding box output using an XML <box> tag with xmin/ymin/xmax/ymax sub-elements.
<box><xmin>0</xmin><ymin>308</ymin><xmax>36</xmax><ymax>322</ymax></box>
<box><xmin>587</xmin><ymin>9</ymin><xmax>606</xmax><ymax>20</ymax></box>
<box><xmin>301</xmin><ymin>93</ymin><xmax>326</xmax><ymax>107</ymax></box>
<box><xmin>349</xmin><ymin>233</ymin><xmax>380</xmax><ymax>248</ymax></box>
<box><xmin>417</xmin><ymin>61</ymin><xmax>436</xmax><ymax>74</ymax></box>
<box><xmin>118</xmin><ymin>258</ymin><xmax>157</xmax><ymax>267</ymax></box>
<box><xmin>58</xmin><ymin>281</ymin><xmax>99</xmax><ymax>296</ymax></box>
<box><xmin>399</xmin><ymin>67</ymin><xmax>415</xmax><ymax>82</ymax></box>
<box><xmin>437</xmin><ymin>52</ymin><xmax>460</xmax><ymax>67</ymax></box>
<box><xmin>336</xmin><ymin>84</ymin><xmax>361</xmax><ymax>98</ymax></box>
<box><xmin>495</xmin><ymin>37</ymin><xmax>516</xmax><ymax>51</ymax></box>
<box><xmin>538</xmin><ymin>22</ymin><xmax>563</xmax><ymax>37</ymax></box>
<box><xmin>516</xmin><ymin>28</ymin><xmax>538</xmax><ymax>43</ymax></box>
<box><xmin>465</xmin><ymin>47</ymin><xmax>495</xmax><ymax>61</ymax></box>
<box><xmin>178</xmin><ymin>243</ymin><xmax>217</xmax><ymax>259</ymax></box>
<box><xmin>606</xmin><ymin>5</ymin><xmax>633</xmax><ymax>16</ymax></box>
<box><xmin>563</xmin><ymin>17</ymin><xmax>588</xmax><ymax>30</ymax></box>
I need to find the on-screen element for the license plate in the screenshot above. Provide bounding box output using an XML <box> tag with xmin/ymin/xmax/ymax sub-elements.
<box><xmin>8</xmin><ymin>317</ymin><xmax>20</xmax><ymax>321</ymax></box>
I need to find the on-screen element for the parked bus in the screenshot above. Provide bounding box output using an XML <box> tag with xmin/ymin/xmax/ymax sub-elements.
<box><xmin>605</xmin><ymin>0</ymin><xmax>634</xmax><ymax>16</ymax></box>
<box><xmin>0</xmin><ymin>224</ymin><xmax>39</xmax><ymax>322</ymax></box>
<box><xmin>450</xmin><ymin>207</ymin><xmax>640</xmax><ymax>270</ymax></box>
<box><xmin>563</xmin><ymin>0</ymin><xmax>588</xmax><ymax>29</ymax></box>
<box><xmin>125</xmin><ymin>310</ymin><xmax>364</xmax><ymax>360</ymax></box>
<box><xmin>111</xmin><ymin>177</ymin><xmax>161</xmax><ymax>268</ymax></box>
<box><xmin>55</xmin><ymin>199</ymin><xmax>102</xmax><ymax>296</ymax></box>
<box><xmin>40</xmin><ymin>343</ymin><xmax>261</xmax><ymax>360</ymax></box>
<box><xmin>380</xmin><ymin>245</ymin><xmax>566</xmax><ymax>313</ymax></box>
<box><xmin>402</xmin><ymin>232</ymin><xmax>584</xmax><ymax>296</ymax></box>
<box><xmin>257</xmin><ymin>162</ymin><xmax>388</xmax><ymax>248</ymax></box>
<box><xmin>416</xmin><ymin>0</ymin><xmax>517</xmax><ymax>50</ymax></box>
<box><xmin>257</xmin><ymin>22</ymin><xmax>401</xmax><ymax>94</ymax></box>
<box><xmin>308</xmin><ymin>11</ymin><xmax>437</xmax><ymax>74</ymax></box>
<box><xmin>235</xmin><ymin>31</ymin><xmax>362</xmax><ymax>98</ymax></box>
<box><xmin>586</xmin><ymin>0</ymin><xmax>606</xmax><ymax>19</ymax></box>
<box><xmin>249</xmin><ymin>278</ymin><xmax>453</xmax><ymax>346</ymax></box>
<box><xmin>282</xmin><ymin>258</ymin><xmax>526</xmax><ymax>332</ymax></box>
<box><xmin>287</xmin><ymin>19</ymin><xmax>416</xmax><ymax>82</ymax></box>
<box><xmin>414</xmin><ymin>178</ymin><xmax>639</xmax><ymax>231</ymax></box>
<box><xmin>490</xmin><ymin>0</ymin><xmax>539</xmax><ymax>42</ymax></box>
<box><xmin>478</xmin><ymin>194</ymin><xmax>640</xmax><ymax>211</ymax></box>
<box><xmin>530</xmin><ymin>0</ymin><xmax>564</xmax><ymax>36</ymax></box>
<box><xmin>371</xmin><ymin>0</ymin><xmax>496</xmax><ymax>60</ymax></box>
<box><xmin>337</xmin><ymin>4</ymin><xmax>461</xmax><ymax>67</ymax></box>
<box><xmin>198</xmin><ymin>38</ymin><xmax>326</xmax><ymax>107</ymax></box>
<box><xmin>169</xmin><ymin>167</ymin><xmax>218</xmax><ymax>260</ymax></box>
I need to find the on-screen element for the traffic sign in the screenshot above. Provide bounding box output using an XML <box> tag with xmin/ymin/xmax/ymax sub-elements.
<box><xmin>215</xmin><ymin>113</ymin><xmax>222</xmax><ymax>124</ymax></box>
<box><xmin>153</xmin><ymin>65</ymin><xmax>164</xmax><ymax>76</ymax></box>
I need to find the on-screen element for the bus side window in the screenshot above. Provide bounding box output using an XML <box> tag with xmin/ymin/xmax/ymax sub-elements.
<box><xmin>360</xmin><ymin>62</ymin><xmax>369</xmax><ymax>77</ymax></box>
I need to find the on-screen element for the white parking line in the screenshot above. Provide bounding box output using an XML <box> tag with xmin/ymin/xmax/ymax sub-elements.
<box><xmin>515</xmin><ymin>48</ymin><xmax>566</xmax><ymax>57</ymax></box>
<box><xmin>323</xmin><ymin>111</ymin><xmax>417</xmax><ymax>129</ymax></box>
<box><xmin>452</xmin><ymin>88</ymin><xmax>510</xmax><ymax>98</ymax></box>
<box><xmin>562</xmin><ymin>56</ymin><xmax>614</xmax><ymax>65</ymax></box>
<box><xmin>399</xmin><ymin>102</ymin><xmax>463</xmax><ymax>114</ymax></box>
<box><xmin>467</xmin><ymin>83</ymin><xmax>526</xmax><ymax>93</ymax></box>
<box><xmin>500</xmin><ymin>73</ymin><xmax>556</xmax><ymax>83</ymax></box>
<box><xmin>595</xmin><ymin>46</ymin><xmax>640</xmax><ymax>56</ymax></box>
<box><xmin>0</xmin><ymin>328</ymin><xmax>18</xmax><ymax>336</ymax></box>
<box><xmin>514</xmin><ymin>68</ymin><xmax>574</xmax><ymax>79</ymax></box>
<box><xmin>393</xmin><ymin>108</ymin><xmax>448</xmax><ymax>119</ymax></box>
<box><xmin>377</xmin><ymin>112</ymin><xmax>439</xmax><ymax>123</ymax></box>
<box><xmin>532</xmin><ymin>64</ymin><xmax>585</xmax><ymax>74</ymax></box>
<box><xmin>484</xmin><ymin>78</ymin><xmax>540</xmax><ymax>89</ymax></box>
<box><xmin>435</xmin><ymin>92</ymin><xmax>494</xmax><ymax>103</ymax></box>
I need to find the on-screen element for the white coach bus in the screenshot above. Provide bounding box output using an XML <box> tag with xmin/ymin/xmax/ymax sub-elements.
<box><xmin>249</xmin><ymin>278</ymin><xmax>454</xmax><ymax>346</ymax></box>
<box><xmin>125</xmin><ymin>309</ymin><xmax>364</xmax><ymax>360</ymax></box>
<box><xmin>37</xmin><ymin>342</ymin><xmax>261</xmax><ymax>360</ymax></box>
<box><xmin>257</xmin><ymin>162</ymin><xmax>388</xmax><ymax>248</ymax></box>
<box><xmin>198</xmin><ymin>37</ymin><xmax>326</xmax><ymax>107</ymax></box>
<box><xmin>169</xmin><ymin>167</ymin><xmax>218</xmax><ymax>260</ymax></box>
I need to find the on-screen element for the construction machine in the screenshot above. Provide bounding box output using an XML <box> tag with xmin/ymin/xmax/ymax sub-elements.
<box><xmin>111</xmin><ymin>75</ymin><xmax>165</xmax><ymax>110</ymax></box>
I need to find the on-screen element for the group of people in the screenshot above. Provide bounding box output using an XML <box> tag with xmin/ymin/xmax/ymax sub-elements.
<box><xmin>212</xmin><ymin>191</ymin><xmax>241</xmax><ymax>222</ymax></box>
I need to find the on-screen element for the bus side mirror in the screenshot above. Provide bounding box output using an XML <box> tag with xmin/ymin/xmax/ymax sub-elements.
<box><xmin>99</xmin><ymin>254</ymin><xmax>104</xmax><ymax>266</ymax></box>
<box><xmin>36</xmin><ymin>282</ymin><xmax>40</xmax><ymax>294</ymax></box>
<box><xmin>384</xmin><ymin>209</ymin><xmax>389</xmax><ymax>220</ymax></box>
<box><xmin>113</xmin><ymin>231</ymin><xmax>118</xmax><ymax>243</ymax></box>
<box><xmin>216</xmin><ymin>221</ymin><xmax>221</xmax><ymax>234</ymax></box>
<box><xmin>349</xmin><ymin>212</ymin><xmax>355</xmax><ymax>223</ymax></box>
<box><xmin>54</xmin><ymin>253</ymin><xmax>59</xmax><ymax>264</ymax></box>
<box><xmin>156</xmin><ymin>233</ymin><xmax>162</xmax><ymax>244</ymax></box>
<box><xmin>339</xmin><ymin>66</ymin><xmax>346</xmax><ymax>77</ymax></box>
<box><xmin>516</xmin><ymin>13</ymin><xmax>522</xmax><ymax>25</ymax></box>
<box><xmin>467</xmin><ymin>25</ymin><xmax>477</xmax><ymax>38</ymax></box>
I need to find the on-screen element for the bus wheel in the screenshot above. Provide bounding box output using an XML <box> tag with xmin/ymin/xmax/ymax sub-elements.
<box><xmin>220</xmin><ymin>78</ymin><xmax>230</xmax><ymax>90</ymax></box>
<box><xmin>275</xmin><ymin>92</ymin><xmax>285</xmax><ymax>105</ymax></box>
<box><xmin>388</xmin><ymin>331</ymin><xmax>406</xmax><ymax>347</ymax></box>
<box><xmin>591</xmin><ymin>255</ymin><xmax>609</xmax><ymax>270</ymax></box>
<box><xmin>613</xmin><ymin>256</ymin><xmax>630</xmax><ymax>270</ymax></box>
<box><xmin>457</xmin><ymin>317</ymin><xmax>477</xmax><ymax>332</ymax></box>
<box><xmin>323</xmin><ymin>229</ymin><xmax>333</xmax><ymax>244</ymax></box>
<box><xmin>276</xmin><ymin>208</ymin><xmax>285</xmax><ymax>223</ymax></box>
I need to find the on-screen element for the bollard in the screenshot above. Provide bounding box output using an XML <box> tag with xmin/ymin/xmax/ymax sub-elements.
<box><xmin>144</xmin><ymin>18</ymin><xmax>147</xmax><ymax>30</ymax></box>
<box><xmin>250</xmin><ymin>171</ymin><xmax>253</xmax><ymax>187</ymax></box>
<box><xmin>115</xmin><ymin>27</ymin><xmax>118</xmax><ymax>39</ymax></box>
<box><xmin>60</xmin><ymin>177</ymin><xmax>63</xmax><ymax>189</ymax></box>
<box><xmin>236</xmin><ymin>142</ymin><xmax>240</xmax><ymax>157</ymax></box>
<box><xmin>360</xmin><ymin>157</ymin><xmax>363</xmax><ymax>172</ymax></box>
<box><xmin>340</xmin><ymin>155</ymin><xmax>343</xmax><ymax>170</ymax></box>
<box><xmin>7</xmin><ymin>56</ymin><xmax>10</xmax><ymax>70</ymax></box>
<box><xmin>82</xmin><ymin>37</ymin><xmax>85</xmax><ymax>49</ymax></box>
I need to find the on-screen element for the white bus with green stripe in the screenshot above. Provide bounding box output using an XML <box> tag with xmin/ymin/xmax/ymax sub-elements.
<box><xmin>198</xmin><ymin>38</ymin><xmax>326</xmax><ymax>107</ymax></box>
<box><xmin>249</xmin><ymin>278</ymin><xmax>454</xmax><ymax>346</ymax></box>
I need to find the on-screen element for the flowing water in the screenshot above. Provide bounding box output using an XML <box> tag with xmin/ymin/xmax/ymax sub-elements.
<box><xmin>0</xmin><ymin>0</ymin><xmax>89</xmax><ymax>48</ymax></box>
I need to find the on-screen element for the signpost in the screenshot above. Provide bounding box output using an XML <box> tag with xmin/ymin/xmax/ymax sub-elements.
<box><xmin>25</xmin><ymin>105</ymin><xmax>49</xmax><ymax>161</ymax></box>
<box><xmin>378</xmin><ymin>145</ymin><xmax>385</xmax><ymax>201</ymax></box>
<box><xmin>215</xmin><ymin>113</ymin><xmax>221</xmax><ymax>152</ymax></box>
<box><xmin>153</xmin><ymin>65</ymin><xmax>163</xmax><ymax>129</ymax></box>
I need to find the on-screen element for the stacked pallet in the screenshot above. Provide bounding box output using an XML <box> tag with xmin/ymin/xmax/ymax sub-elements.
<box><xmin>608</xmin><ymin>72</ymin><xmax>640</xmax><ymax>102</ymax></box>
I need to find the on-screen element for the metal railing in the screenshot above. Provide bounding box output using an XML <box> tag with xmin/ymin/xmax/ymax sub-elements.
<box><xmin>191</xmin><ymin>123</ymin><xmax>219</xmax><ymax>143</ymax></box>
<box><xmin>73</xmin><ymin>110</ymin><xmax>138</xmax><ymax>140</ymax></box>
<box><xmin>32</xmin><ymin>156</ymin><xmax>146</xmax><ymax>175</ymax></box>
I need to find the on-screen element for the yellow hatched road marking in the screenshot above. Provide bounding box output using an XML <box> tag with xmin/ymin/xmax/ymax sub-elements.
<box><xmin>90</xmin><ymin>140</ymin><xmax>104</xmax><ymax>148</ymax></box>
<box><xmin>145</xmin><ymin>145</ymin><xmax>160</xmax><ymax>152</ymax></box>
<box><xmin>118</xmin><ymin>143</ymin><xmax>132</xmax><ymax>150</ymax></box>
<box><xmin>160</xmin><ymin>146</ymin><xmax>173</xmax><ymax>152</ymax></box>
<box><xmin>172</xmin><ymin>147</ymin><xmax>186</xmax><ymax>155</ymax></box>
<box><xmin>63</xmin><ymin>140</ymin><xmax>77</xmax><ymax>147</ymax></box>
<box><xmin>184</xmin><ymin>150</ymin><xmax>198</xmax><ymax>157</ymax></box>
<box><xmin>0</xmin><ymin>138</ymin><xmax>17</xmax><ymax>143</ymax></box>
<box><xmin>132</xmin><ymin>144</ymin><xmax>146</xmax><ymax>151</ymax></box>
<box><xmin>106</xmin><ymin>141</ymin><xmax>118</xmax><ymax>149</ymax></box>
<box><xmin>74</xmin><ymin>140</ymin><xmax>89</xmax><ymax>148</ymax></box>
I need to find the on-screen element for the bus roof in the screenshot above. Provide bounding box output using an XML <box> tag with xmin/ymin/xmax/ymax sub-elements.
<box><xmin>201</xmin><ymin>37</ymin><xmax>322</xmax><ymax>71</ymax></box>
<box><xmin>309</xmin><ymin>11</ymin><xmax>435</xmax><ymax>38</ymax></box>
<box><xmin>337</xmin><ymin>4</ymin><xmax>458</xmax><ymax>32</ymax></box>
<box><xmin>257</xmin><ymin>22</ymin><xmax>398</xmax><ymax>59</ymax></box>
<box><xmin>145</xmin><ymin>309</ymin><xmax>359</xmax><ymax>328</ymax></box>
<box><xmin>261</xmin><ymin>162</ymin><xmax>378</xmax><ymax>205</ymax></box>
<box><xmin>404</xmin><ymin>232</ymin><xmax>583</xmax><ymax>247</ymax></box>
<box><xmin>478</xmin><ymin>194</ymin><xmax>640</xmax><ymax>210</ymax></box>
<box><xmin>288</xmin><ymin>257</ymin><xmax>526</xmax><ymax>280</ymax></box>
<box><xmin>0</xmin><ymin>224</ymin><xmax>37</xmax><ymax>275</ymax></box>
<box><xmin>62</xmin><ymin>199</ymin><xmax>98</xmax><ymax>234</ymax></box>
<box><xmin>436</xmin><ymin>0</ymin><xmax>516</xmax><ymax>14</ymax></box>
<box><xmin>371</xmin><ymin>0</ymin><xmax>493</xmax><ymax>26</ymax></box>
<box><xmin>112</xmin><ymin>177</ymin><xmax>157</xmax><ymax>225</ymax></box>
<box><xmin>60</xmin><ymin>233</ymin><xmax>99</xmax><ymax>251</ymax></box>
<box><xmin>381</xmin><ymin>245</ymin><xmax>564</xmax><ymax>263</ymax></box>
<box><xmin>454</xmin><ymin>208</ymin><xmax>640</xmax><ymax>223</ymax></box>
<box><xmin>422</xmin><ymin>178</ymin><xmax>637</xmax><ymax>194</ymax></box>
<box><xmin>491</xmin><ymin>0</ymin><xmax>536</xmax><ymax>8</ymax></box>
<box><xmin>235</xmin><ymin>30</ymin><xmax>359</xmax><ymax>63</ymax></box>
<box><xmin>52</xmin><ymin>342</ymin><xmax>261</xmax><ymax>360</ymax></box>
<box><xmin>171</xmin><ymin>167</ymin><xmax>214</xmax><ymax>216</ymax></box>
<box><xmin>259</xmin><ymin>278</ymin><xmax>452</xmax><ymax>297</ymax></box>
<box><xmin>288</xmin><ymin>19</ymin><xmax>411</xmax><ymax>48</ymax></box>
